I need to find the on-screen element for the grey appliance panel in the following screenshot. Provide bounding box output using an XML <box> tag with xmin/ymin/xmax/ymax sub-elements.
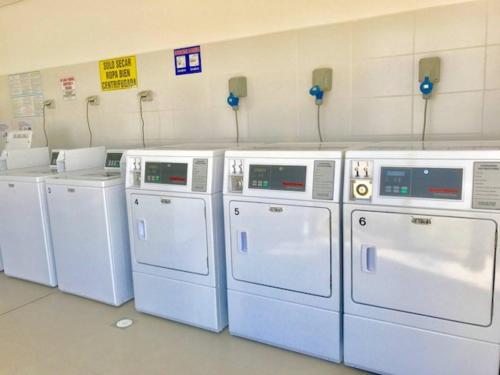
<box><xmin>380</xmin><ymin>167</ymin><xmax>463</xmax><ymax>200</ymax></box>
<box><xmin>248</xmin><ymin>165</ymin><xmax>306</xmax><ymax>192</ymax></box>
<box><xmin>145</xmin><ymin>162</ymin><xmax>188</xmax><ymax>185</ymax></box>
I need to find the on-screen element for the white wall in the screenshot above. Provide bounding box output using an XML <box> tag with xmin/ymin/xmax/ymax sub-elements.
<box><xmin>1</xmin><ymin>0</ymin><xmax>499</xmax><ymax>148</ymax></box>
<box><xmin>0</xmin><ymin>0</ymin><xmax>468</xmax><ymax>75</ymax></box>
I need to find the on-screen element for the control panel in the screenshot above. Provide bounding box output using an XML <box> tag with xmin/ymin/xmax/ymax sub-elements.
<box><xmin>227</xmin><ymin>159</ymin><xmax>335</xmax><ymax>200</ymax></box>
<box><xmin>105</xmin><ymin>152</ymin><xmax>123</xmax><ymax>169</ymax></box>
<box><xmin>145</xmin><ymin>162</ymin><xmax>188</xmax><ymax>185</ymax></box>
<box><xmin>127</xmin><ymin>157</ymin><xmax>211</xmax><ymax>192</ymax></box>
<box><xmin>380</xmin><ymin>167</ymin><xmax>462</xmax><ymax>200</ymax></box>
<box><xmin>350</xmin><ymin>160</ymin><xmax>374</xmax><ymax>200</ymax></box>
<box><xmin>249</xmin><ymin>165</ymin><xmax>306</xmax><ymax>192</ymax></box>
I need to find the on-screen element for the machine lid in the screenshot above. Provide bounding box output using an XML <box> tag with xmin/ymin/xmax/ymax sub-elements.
<box><xmin>58</xmin><ymin>170</ymin><xmax>121</xmax><ymax>181</ymax></box>
<box><xmin>0</xmin><ymin>166</ymin><xmax>58</xmax><ymax>181</ymax></box>
<box><xmin>46</xmin><ymin>168</ymin><xmax>123</xmax><ymax>186</ymax></box>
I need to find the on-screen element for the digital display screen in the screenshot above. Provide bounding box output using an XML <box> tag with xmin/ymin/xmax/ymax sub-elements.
<box><xmin>386</xmin><ymin>170</ymin><xmax>407</xmax><ymax>177</ymax></box>
<box><xmin>50</xmin><ymin>152</ymin><xmax>59</xmax><ymax>166</ymax></box>
<box><xmin>105</xmin><ymin>152</ymin><xmax>123</xmax><ymax>168</ymax></box>
<box><xmin>380</xmin><ymin>167</ymin><xmax>463</xmax><ymax>200</ymax></box>
<box><xmin>145</xmin><ymin>162</ymin><xmax>188</xmax><ymax>185</ymax></box>
<box><xmin>249</xmin><ymin>165</ymin><xmax>306</xmax><ymax>192</ymax></box>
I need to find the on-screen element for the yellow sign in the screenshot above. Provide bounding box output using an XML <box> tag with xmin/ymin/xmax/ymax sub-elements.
<box><xmin>99</xmin><ymin>55</ymin><xmax>138</xmax><ymax>91</ymax></box>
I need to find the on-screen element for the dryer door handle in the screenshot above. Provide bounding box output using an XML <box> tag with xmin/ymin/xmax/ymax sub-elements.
<box><xmin>237</xmin><ymin>231</ymin><xmax>248</xmax><ymax>253</ymax></box>
<box><xmin>137</xmin><ymin>219</ymin><xmax>147</xmax><ymax>241</ymax></box>
<box><xmin>361</xmin><ymin>245</ymin><xmax>377</xmax><ymax>273</ymax></box>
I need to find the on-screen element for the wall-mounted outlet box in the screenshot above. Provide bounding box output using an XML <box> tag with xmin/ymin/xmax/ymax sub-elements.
<box><xmin>313</xmin><ymin>68</ymin><xmax>333</xmax><ymax>91</ymax></box>
<box><xmin>43</xmin><ymin>99</ymin><xmax>55</xmax><ymax>109</ymax></box>
<box><xmin>86</xmin><ymin>95</ymin><xmax>100</xmax><ymax>105</ymax></box>
<box><xmin>138</xmin><ymin>90</ymin><xmax>153</xmax><ymax>102</ymax></box>
<box><xmin>419</xmin><ymin>57</ymin><xmax>441</xmax><ymax>83</ymax></box>
<box><xmin>228</xmin><ymin>76</ymin><xmax>247</xmax><ymax>97</ymax></box>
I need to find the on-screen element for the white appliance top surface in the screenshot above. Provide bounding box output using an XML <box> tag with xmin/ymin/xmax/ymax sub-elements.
<box><xmin>347</xmin><ymin>140</ymin><xmax>500</xmax><ymax>159</ymax></box>
<box><xmin>57</xmin><ymin>169</ymin><xmax>121</xmax><ymax>181</ymax></box>
<box><xmin>0</xmin><ymin>166</ymin><xmax>57</xmax><ymax>180</ymax></box>
<box><xmin>46</xmin><ymin>168</ymin><xmax>122</xmax><ymax>187</ymax></box>
<box><xmin>225</xmin><ymin>142</ymin><xmax>356</xmax><ymax>158</ymax></box>
<box><xmin>250</xmin><ymin>141</ymin><xmax>369</xmax><ymax>151</ymax></box>
<box><xmin>126</xmin><ymin>142</ymin><xmax>261</xmax><ymax>157</ymax></box>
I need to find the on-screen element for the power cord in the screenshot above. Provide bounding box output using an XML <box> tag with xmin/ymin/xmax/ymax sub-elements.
<box><xmin>42</xmin><ymin>104</ymin><xmax>49</xmax><ymax>147</ymax></box>
<box><xmin>139</xmin><ymin>97</ymin><xmax>146</xmax><ymax>148</ymax></box>
<box><xmin>421</xmin><ymin>98</ymin><xmax>429</xmax><ymax>143</ymax></box>
<box><xmin>86</xmin><ymin>100</ymin><xmax>93</xmax><ymax>147</ymax></box>
<box><xmin>234</xmin><ymin>110</ymin><xmax>240</xmax><ymax>144</ymax></box>
<box><xmin>316</xmin><ymin>104</ymin><xmax>323</xmax><ymax>142</ymax></box>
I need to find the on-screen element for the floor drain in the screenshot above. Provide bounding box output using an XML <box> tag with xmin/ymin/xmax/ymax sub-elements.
<box><xmin>115</xmin><ymin>318</ymin><xmax>134</xmax><ymax>329</ymax></box>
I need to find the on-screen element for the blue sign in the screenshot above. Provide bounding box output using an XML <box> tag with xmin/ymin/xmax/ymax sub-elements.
<box><xmin>174</xmin><ymin>45</ymin><xmax>202</xmax><ymax>76</ymax></box>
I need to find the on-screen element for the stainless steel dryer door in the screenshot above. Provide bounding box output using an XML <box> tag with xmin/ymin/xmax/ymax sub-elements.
<box><xmin>351</xmin><ymin>210</ymin><xmax>497</xmax><ymax>326</ymax></box>
<box><xmin>131</xmin><ymin>194</ymin><xmax>209</xmax><ymax>275</ymax></box>
<box><xmin>229</xmin><ymin>200</ymin><xmax>332</xmax><ymax>297</ymax></box>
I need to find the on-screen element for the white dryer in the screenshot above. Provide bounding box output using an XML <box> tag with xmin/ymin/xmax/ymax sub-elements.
<box><xmin>343</xmin><ymin>142</ymin><xmax>500</xmax><ymax>375</ymax></box>
<box><xmin>125</xmin><ymin>144</ymin><xmax>232</xmax><ymax>332</ymax></box>
<box><xmin>223</xmin><ymin>143</ymin><xmax>345</xmax><ymax>362</ymax></box>
<box><xmin>0</xmin><ymin>147</ymin><xmax>105</xmax><ymax>286</ymax></box>
<box><xmin>45</xmin><ymin>150</ymin><xmax>133</xmax><ymax>306</ymax></box>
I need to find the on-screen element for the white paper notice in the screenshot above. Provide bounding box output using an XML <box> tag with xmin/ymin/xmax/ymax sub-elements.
<box><xmin>8</xmin><ymin>71</ymin><xmax>43</xmax><ymax>117</ymax></box>
<box><xmin>60</xmin><ymin>76</ymin><xmax>76</xmax><ymax>100</ymax></box>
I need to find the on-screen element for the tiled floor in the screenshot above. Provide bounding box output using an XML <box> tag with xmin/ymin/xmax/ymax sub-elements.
<box><xmin>0</xmin><ymin>273</ymin><xmax>366</xmax><ymax>375</ymax></box>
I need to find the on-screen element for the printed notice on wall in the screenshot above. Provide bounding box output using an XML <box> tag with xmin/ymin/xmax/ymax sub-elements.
<box><xmin>8</xmin><ymin>71</ymin><xmax>43</xmax><ymax>117</ymax></box>
<box><xmin>472</xmin><ymin>162</ymin><xmax>500</xmax><ymax>210</ymax></box>
<box><xmin>60</xmin><ymin>76</ymin><xmax>76</xmax><ymax>100</ymax></box>
<box><xmin>174</xmin><ymin>46</ymin><xmax>202</xmax><ymax>75</ymax></box>
<box><xmin>99</xmin><ymin>55</ymin><xmax>138</xmax><ymax>91</ymax></box>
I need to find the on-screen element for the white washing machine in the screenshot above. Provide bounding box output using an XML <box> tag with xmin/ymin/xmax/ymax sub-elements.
<box><xmin>45</xmin><ymin>150</ymin><xmax>133</xmax><ymax>306</ymax></box>
<box><xmin>125</xmin><ymin>144</ymin><xmax>232</xmax><ymax>332</ymax></box>
<box><xmin>343</xmin><ymin>142</ymin><xmax>500</xmax><ymax>375</ymax></box>
<box><xmin>223</xmin><ymin>143</ymin><xmax>345</xmax><ymax>362</ymax></box>
<box><xmin>0</xmin><ymin>147</ymin><xmax>105</xmax><ymax>286</ymax></box>
<box><xmin>0</xmin><ymin>147</ymin><xmax>50</xmax><ymax>272</ymax></box>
